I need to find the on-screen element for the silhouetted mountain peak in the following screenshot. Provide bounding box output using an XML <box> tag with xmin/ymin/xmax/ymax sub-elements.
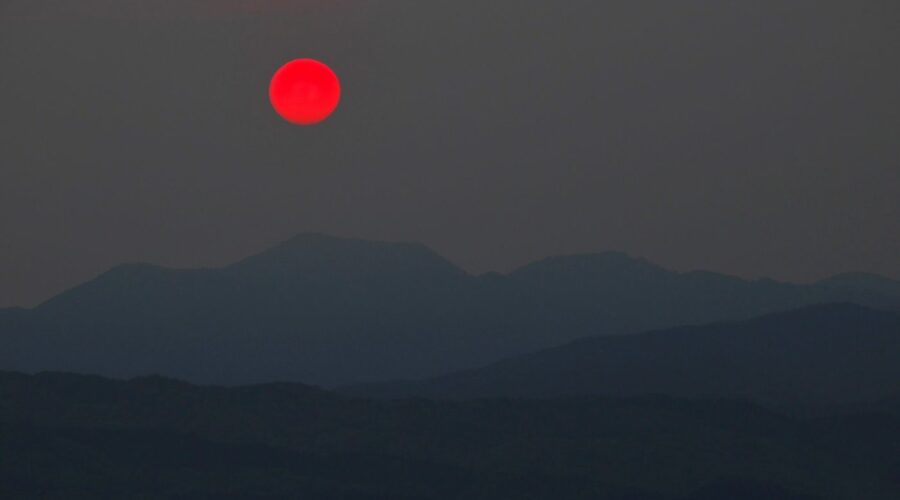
<box><xmin>227</xmin><ymin>233</ymin><xmax>468</xmax><ymax>283</ymax></box>
<box><xmin>5</xmin><ymin>235</ymin><xmax>900</xmax><ymax>387</ymax></box>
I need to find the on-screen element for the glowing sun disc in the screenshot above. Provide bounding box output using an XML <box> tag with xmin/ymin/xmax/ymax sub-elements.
<box><xmin>269</xmin><ymin>59</ymin><xmax>341</xmax><ymax>125</ymax></box>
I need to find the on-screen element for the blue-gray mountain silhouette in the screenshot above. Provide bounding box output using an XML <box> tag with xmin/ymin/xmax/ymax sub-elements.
<box><xmin>348</xmin><ymin>304</ymin><xmax>900</xmax><ymax>414</ymax></box>
<box><xmin>3</xmin><ymin>370</ymin><xmax>898</xmax><ymax>499</ymax></box>
<box><xmin>2</xmin><ymin>234</ymin><xmax>899</xmax><ymax>386</ymax></box>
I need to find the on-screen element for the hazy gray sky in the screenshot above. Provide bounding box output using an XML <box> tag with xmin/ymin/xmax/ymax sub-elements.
<box><xmin>1</xmin><ymin>0</ymin><xmax>898</xmax><ymax>307</ymax></box>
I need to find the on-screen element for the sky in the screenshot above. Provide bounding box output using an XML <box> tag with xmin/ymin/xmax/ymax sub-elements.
<box><xmin>0</xmin><ymin>0</ymin><xmax>898</xmax><ymax>307</ymax></box>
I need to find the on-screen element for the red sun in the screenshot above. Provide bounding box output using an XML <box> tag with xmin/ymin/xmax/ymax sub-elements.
<box><xmin>269</xmin><ymin>59</ymin><xmax>341</xmax><ymax>125</ymax></box>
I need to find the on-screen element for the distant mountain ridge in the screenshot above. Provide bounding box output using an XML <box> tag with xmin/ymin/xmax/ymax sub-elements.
<box><xmin>2</xmin><ymin>233</ymin><xmax>899</xmax><ymax>386</ymax></box>
<box><xmin>347</xmin><ymin>304</ymin><xmax>900</xmax><ymax>414</ymax></box>
<box><xmin>3</xmin><ymin>370</ymin><xmax>900</xmax><ymax>500</ymax></box>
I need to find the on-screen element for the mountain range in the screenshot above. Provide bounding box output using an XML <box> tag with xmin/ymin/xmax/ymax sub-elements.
<box><xmin>346</xmin><ymin>303</ymin><xmax>900</xmax><ymax>414</ymax></box>
<box><xmin>3</xmin><ymin>370</ymin><xmax>900</xmax><ymax>499</ymax></box>
<box><xmin>2</xmin><ymin>234</ymin><xmax>899</xmax><ymax>386</ymax></box>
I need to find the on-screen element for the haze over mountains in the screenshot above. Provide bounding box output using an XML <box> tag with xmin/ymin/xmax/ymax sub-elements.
<box><xmin>1</xmin><ymin>235</ymin><xmax>898</xmax><ymax>499</ymax></box>
<box><xmin>3</xmin><ymin>0</ymin><xmax>898</xmax><ymax>309</ymax></box>
<box><xmin>2</xmin><ymin>234</ymin><xmax>899</xmax><ymax>387</ymax></box>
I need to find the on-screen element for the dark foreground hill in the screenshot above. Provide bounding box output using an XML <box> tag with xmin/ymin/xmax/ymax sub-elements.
<box><xmin>2</xmin><ymin>371</ymin><xmax>899</xmax><ymax>500</ymax></box>
<box><xmin>2</xmin><ymin>234</ymin><xmax>899</xmax><ymax>386</ymax></box>
<box><xmin>347</xmin><ymin>304</ymin><xmax>900</xmax><ymax>415</ymax></box>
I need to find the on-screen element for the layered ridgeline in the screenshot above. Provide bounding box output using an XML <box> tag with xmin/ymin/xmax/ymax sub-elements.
<box><xmin>3</xmin><ymin>370</ymin><xmax>900</xmax><ymax>500</ymax></box>
<box><xmin>2</xmin><ymin>234</ymin><xmax>899</xmax><ymax>386</ymax></box>
<box><xmin>347</xmin><ymin>304</ymin><xmax>900</xmax><ymax>415</ymax></box>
